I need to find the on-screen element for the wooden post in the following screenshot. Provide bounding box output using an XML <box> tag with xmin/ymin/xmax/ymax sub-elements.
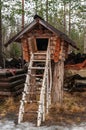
<box><xmin>52</xmin><ymin>40</ymin><xmax>65</xmax><ymax>104</ymax></box>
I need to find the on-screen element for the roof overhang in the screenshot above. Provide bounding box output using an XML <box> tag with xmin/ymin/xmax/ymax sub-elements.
<box><xmin>4</xmin><ymin>15</ymin><xmax>79</xmax><ymax>50</ymax></box>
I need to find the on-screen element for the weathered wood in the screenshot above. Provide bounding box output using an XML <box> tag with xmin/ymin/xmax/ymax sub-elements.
<box><xmin>0</xmin><ymin>79</ymin><xmax>25</xmax><ymax>88</ymax></box>
<box><xmin>52</xmin><ymin>40</ymin><xmax>65</xmax><ymax>104</ymax></box>
<box><xmin>64</xmin><ymin>74</ymin><xmax>86</xmax><ymax>92</ymax></box>
<box><xmin>22</xmin><ymin>38</ymin><xmax>30</xmax><ymax>62</ymax></box>
<box><xmin>0</xmin><ymin>74</ymin><xmax>26</xmax><ymax>82</ymax></box>
<box><xmin>53</xmin><ymin>37</ymin><xmax>61</xmax><ymax>62</ymax></box>
<box><xmin>28</xmin><ymin>37</ymin><xmax>37</xmax><ymax>53</ymax></box>
<box><xmin>52</xmin><ymin>61</ymin><xmax>64</xmax><ymax>104</ymax></box>
<box><xmin>0</xmin><ymin>69</ymin><xmax>26</xmax><ymax>97</ymax></box>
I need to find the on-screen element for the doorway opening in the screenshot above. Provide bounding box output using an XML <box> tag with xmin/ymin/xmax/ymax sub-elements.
<box><xmin>36</xmin><ymin>38</ymin><xmax>48</xmax><ymax>51</ymax></box>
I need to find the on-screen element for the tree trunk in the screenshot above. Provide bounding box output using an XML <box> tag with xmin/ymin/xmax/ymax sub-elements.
<box><xmin>46</xmin><ymin>0</ymin><xmax>48</xmax><ymax>22</ymax></box>
<box><xmin>52</xmin><ymin>40</ymin><xmax>65</xmax><ymax>104</ymax></box>
<box><xmin>52</xmin><ymin>61</ymin><xmax>64</xmax><ymax>104</ymax></box>
<box><xmin>68</xmin><ymin>1</ymin><xmax>71</xmax><ymax>36</ymax></box>
<box><xmin>0</xmin><ymin>0</ymin><xmax>3</xmax><ymax>68</ymax></box>
<box><xmin>63</xmin><ymin>2</ymin><xmax>66</xmax><ymax>33</ymax></box>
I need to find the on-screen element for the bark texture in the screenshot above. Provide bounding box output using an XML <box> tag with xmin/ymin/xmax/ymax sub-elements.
<box><xmin>0</xmin><ymin>1</ymin><xmax>3</xmax><ymax>68</ymax></box>
<box><xmin>52</xmin><ymin>61</ymin><xmax>64</xmax><ymax>104</ymax></box>
<box><xmin>52</xmin><ymin>40</ymin><xmax>65</xmax><ymax>104</ymax></box>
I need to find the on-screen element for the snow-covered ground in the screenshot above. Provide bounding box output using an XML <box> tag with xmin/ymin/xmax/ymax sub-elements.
<box><xmin>0</xmin><ymin>120</ymin><xmax>86</xmax><ymax>130</ymax></box>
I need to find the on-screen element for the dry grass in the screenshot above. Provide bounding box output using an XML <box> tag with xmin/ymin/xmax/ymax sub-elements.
<box><xmin>0</xmin><ymin>91</ymin><xmax>86</xmax><ymax>125</ymax></box>
<box><xmin>0</xmin><ymin>97</ymin><xmax>20</xmax><ymax>118</ymax></box>
<box><xmin>45</xmin><ymin>91</ymin><xmax>86</xmax><ymax>125</ymax></box>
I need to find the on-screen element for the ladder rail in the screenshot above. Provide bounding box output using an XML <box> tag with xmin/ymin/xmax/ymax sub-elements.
<box><xmin>37</xmin><ymin>40</ymin><xmax>52</xmax><ymax>126</ymax></box>
<box><xmin>18</xmin><ymin>40</ymin><xmax>52</xmax><ymax>126</ymax></box>
<box><xmin>48</xmin><ymin>42</ymin><xmax>52</xmax><ymax>106</ymax></box>
<box><xmin>18</xmin><ymin>53</ymin><xmax>34</xmax><ymax>124</ymax></box>
<box><xmin>46</xmin><ymin>40</ymin><xmax>52</xmax><ymax>113</ymax></box>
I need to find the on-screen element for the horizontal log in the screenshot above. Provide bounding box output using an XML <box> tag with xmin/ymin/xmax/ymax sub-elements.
<box><xmin>12</xmin><ymin>88</ymin><xmax>24</xmax><ymax>96</ymax></box>
<box><xmin>75</xmin><ymin>80</ymin><xmax>86</xmax><ymax>84</ymax></box>
<box><xmin>0</xmin><ymin>83</ymin><xmax>24</xmax><ymax>92</ymax></box>
<box><xmin>0</xmin><ymin>74</ymin><xmax>26</xmax><ymax>82</ymax></box>
<box><xmin>0</xmin><ymin>88</ymin><xmax>11</xmax><ymax>91</ymax></box>
<box><xmin>11</xmin><ymin>83</ymin><xmax>24</xmax><ymax>92</ymax></box>
<box><xmin>0</xmin><ymin>79</ymin><xmax>25</xmax><ymax>88</ymax></box>
<box><xmin>0</xmin><ymin>69</ymin><xmax>26</xmax><ymax>78</ymax></box>
<box><xmin>0</xmin><ymin>91</ymin><xmax>11</xmax><ymax>96</ymax></box>
<box><xmin>0</xmin><ymin>89</ymin><xmax>24</xmax><ymax>97</ymax></box>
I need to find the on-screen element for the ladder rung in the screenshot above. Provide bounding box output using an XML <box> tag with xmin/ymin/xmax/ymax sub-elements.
<box><xmin>27</xmin><ymin>100</ymin><xmax>38</xmax><ymax>103</ymax></box>
<box><xmin>36</xmin><ymin>88</ymin><xmax>41</xmax><ymax>91</ymax></box>
<box><xmin>29</xmin><ymin>67</ymin><xmax>45</xmax><ymax>69</ymax></box>
<box><xmin>36</xmin><ymin>84</ymin><xmax>42</xmax><ymax>87</ymax></box>
<box><xmin>32</xmin><ymin>60</ymin><xmax>46</xmax><ymax>62</ymax></box>
<box><xmin>29</xmin><ymin>92</ymin><xmax>40</xmax><ymax>94</ymax></box>
<box><xmin>25</xmin><ymin>111</ymin><xmax>37</xmax><ymax>114</ymax></box>
<box><xmin>34</xmin><ymin>52</ymin><xmax>46</xmax><ymax>55</ymax></box>
<box><xmin>30</xmin><ymin>74</ymin><xmax>43</xmax><ymax>77</ymax></box>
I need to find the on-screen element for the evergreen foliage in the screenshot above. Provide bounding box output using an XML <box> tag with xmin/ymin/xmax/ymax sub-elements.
<box><xmin>1</xmin><ymin>0</ymin><xmax>85</xmax><ymax>57</ymax></box>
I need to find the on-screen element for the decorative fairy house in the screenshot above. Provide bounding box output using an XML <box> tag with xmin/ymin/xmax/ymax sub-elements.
<box><xmin>5</xmin><ymin>15</ymin><xmax>78</xmax><ymax>103</ymax></box>
<box><xmin>5</xmin><ymin>15</ymin><xmax>78</xmax><ymax>62</ymax></box>
<box><xmin>5</xmin><ymin>15</ymin><xmax>78</xmax><ymax>126</ymax></box>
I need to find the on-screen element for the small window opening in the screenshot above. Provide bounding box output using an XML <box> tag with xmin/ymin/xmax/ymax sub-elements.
<box><xmin>36</xmin><ymin>38</ymin><xmax>48</xmax><ymax>51</ymax></box>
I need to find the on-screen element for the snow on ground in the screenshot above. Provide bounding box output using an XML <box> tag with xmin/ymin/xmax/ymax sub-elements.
<box><xmin>0</xmin><ymin>120</ymin><xmax>86</xmax><ymax>130</ymax></box>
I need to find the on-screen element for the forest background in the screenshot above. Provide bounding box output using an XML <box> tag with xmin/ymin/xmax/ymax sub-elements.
<box><xmin>0</xmin><ymin>0</ymin><xmax>86</xmax><ymax>67</ymax></box>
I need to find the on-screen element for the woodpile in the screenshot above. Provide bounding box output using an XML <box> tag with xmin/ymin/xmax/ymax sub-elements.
<box><xmin>65</xmin><ymin>60</ymin><xmax>86</xmax><ymax>70</ymax></box>
<box><xmin>64</xmin><ymin>52</ymin><xmax>86</xmax><ymax>92</ymax></box>
<box><xmin>65</xmin><ymin>52</ymin><xmax>86</xmax><ymax>64</ymax></box>
<box><xmin>0</xmin><ymin>69</ymin><xmax>26</xmax><ymax>97</ymax></box>
<box><xmin>64</xmin><ymin>74</ymin><xmax>86</xmax><ymax>92</ymax></box>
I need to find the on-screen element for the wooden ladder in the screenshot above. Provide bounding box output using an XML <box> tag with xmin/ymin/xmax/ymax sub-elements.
<box><xmin>18</xmin><ymin>42</ymin><xmax>52</xmax><ymax>126</ymax></box>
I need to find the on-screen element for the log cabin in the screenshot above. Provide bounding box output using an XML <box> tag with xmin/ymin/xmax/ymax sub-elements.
<box><xmin>5</xmin><ymin>15</ymin><xmax>78</xmax><ymax>63</ymax></box>
<box><xmin>4</xmin><ymin>15</ymin><xmax>78</xmax><ymax>126</ymax></box>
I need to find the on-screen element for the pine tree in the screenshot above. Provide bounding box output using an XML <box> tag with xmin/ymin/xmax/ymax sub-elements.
<box><xmin>0</xmin><ymin>0</ymin><xmax>3</xmax><ymax>67</ymax></box>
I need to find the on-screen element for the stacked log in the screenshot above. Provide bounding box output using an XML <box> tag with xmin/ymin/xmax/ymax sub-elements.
<box><xmin>64</xmin><ymin>74</ymin><xmax>86</xmax><ymax>92</ymax></box>
<box><xmin>0</xmin><ymin>69</ymin><xmax>26</xmax><ymax>97</ymax></box>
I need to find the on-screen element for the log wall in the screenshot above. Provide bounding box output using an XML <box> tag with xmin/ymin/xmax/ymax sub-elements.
<box><xmin>0</xmin><ymin>69</ymin><xmax>26</xmax><ymax>97</ymax></box>
<box><xmin>21</xmin><ymin>24</ymin><xmax>66</xmax><ymax>62</ymax></box>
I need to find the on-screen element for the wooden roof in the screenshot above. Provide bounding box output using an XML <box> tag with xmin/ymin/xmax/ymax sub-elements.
<box><xmin>4</xmin><ymin>15</ymin><xmax>78</xmax><ymax>49</ymax></box>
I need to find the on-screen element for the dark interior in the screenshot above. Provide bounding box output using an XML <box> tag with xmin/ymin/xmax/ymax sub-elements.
<box><xmin>36</xmin><ymin>38</ymin><xmax>48</xmax><ymax>51</ymax></box>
